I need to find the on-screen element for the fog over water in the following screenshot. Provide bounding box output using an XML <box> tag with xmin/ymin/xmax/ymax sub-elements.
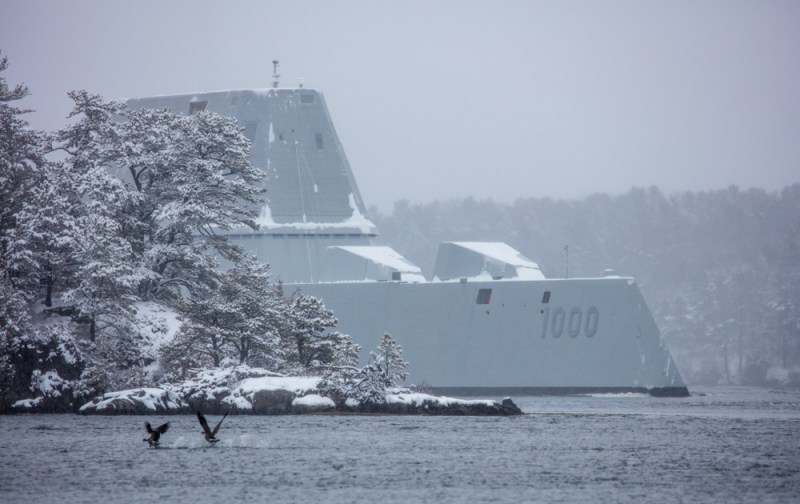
<box><xmin>2</xmin><ymin>0</ymin><xmax>799</xmax><ymax>211</ymax></box>
<box><xmin>2</xmin><ymin>387</ymin><xmax>798</xmax><ymax>503</ymax></box>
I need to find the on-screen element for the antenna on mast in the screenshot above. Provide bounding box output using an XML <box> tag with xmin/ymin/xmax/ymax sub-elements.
<box><xmin>272</xmin><ymin>60</ymin><xmax>280</xmax><ymax>88</ymax></box>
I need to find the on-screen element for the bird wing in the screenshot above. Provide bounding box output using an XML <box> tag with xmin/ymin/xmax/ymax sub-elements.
<box><xmin>156</xmin><ymin>422</ymin><xmax>170</xmax><ymax>434</ymax></box>
<box><xmin>145</xmin><ymin>422</ymin><xmax>154</xmax><ymax>434</ymax></box>
<box><xmin>211</xmin><ymin>411</ymin><xmax>228</xmax><ymax>436</ymax></box>
<box><xmin>198</xmin><ymin>412</ymin><xmax>212</xmax><ymax>436</ymax></box>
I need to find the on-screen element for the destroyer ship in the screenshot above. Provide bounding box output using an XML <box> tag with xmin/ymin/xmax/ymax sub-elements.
<box><xmin>127</xmin><ymin>67</ymin><xmax>688</xmax><ymax>397</ymax></box>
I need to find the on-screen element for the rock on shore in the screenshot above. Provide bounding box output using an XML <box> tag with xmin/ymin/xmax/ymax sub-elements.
<box><xmin>78</xmin><ymin>388</ymin><xmax>186</xmax><ymax>415</ymax></box>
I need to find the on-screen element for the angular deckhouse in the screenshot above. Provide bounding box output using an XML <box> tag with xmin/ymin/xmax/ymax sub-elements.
<box><xmin>128</xmin><ymin>84</ymin><xmax>688</xmax><ymax>397</ymax></box>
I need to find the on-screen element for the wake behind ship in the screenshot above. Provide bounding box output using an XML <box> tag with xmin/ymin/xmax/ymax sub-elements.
<box><xmin>127</xmin><ymin>72</ymin><xmax>688</xmax><ymax>397</ymax></box>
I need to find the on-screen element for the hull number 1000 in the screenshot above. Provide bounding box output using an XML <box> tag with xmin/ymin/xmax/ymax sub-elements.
<box><xmin>540</xmin><ymin>306</ymin><xmax>599</xmax><ymax>338</ymax></box>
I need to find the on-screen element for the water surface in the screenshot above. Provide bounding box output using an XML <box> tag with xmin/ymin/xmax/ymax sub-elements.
<box><xmin>1</xmin><ymin>386</ymin><xmax>798</xmax><ymax>503</ymax></box>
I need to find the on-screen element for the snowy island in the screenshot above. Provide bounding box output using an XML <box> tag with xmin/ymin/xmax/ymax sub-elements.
<box><xmin>75</xmin><ymin>367</ymin><xmax>522</xmax><ymax>416</ymax></box>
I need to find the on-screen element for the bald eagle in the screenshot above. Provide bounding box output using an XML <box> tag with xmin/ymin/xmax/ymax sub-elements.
<box><xmin>143</xmin><ymin>421</ymin><xmax>170</xmax><ymax>447</ymax></box>
<box><xmin>197</xmin><ymin>411</ymin><xmax>228</xmax><ymax>444</ymax></box>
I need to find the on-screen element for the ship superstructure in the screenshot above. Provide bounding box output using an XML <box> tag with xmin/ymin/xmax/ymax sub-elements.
<box><xmin>127</xmin><ymin>79</ymin><xmax>688</xmax><ymax>397</ymax></box>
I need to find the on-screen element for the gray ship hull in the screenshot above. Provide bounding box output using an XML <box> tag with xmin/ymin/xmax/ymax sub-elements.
<box><xmin>294</xmin><ymin>277</ymin><xmax>688</xmax><ymax>397</ymax></box>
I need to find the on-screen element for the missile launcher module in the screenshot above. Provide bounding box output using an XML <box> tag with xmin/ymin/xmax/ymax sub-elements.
<box><xmin>127</xmin><ymin>82</ymin><xmax>688</xmax><ymax>397</ymax></box>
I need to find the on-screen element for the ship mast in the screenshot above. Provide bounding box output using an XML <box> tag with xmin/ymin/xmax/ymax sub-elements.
<box><xmin>272</xmin><ymin>60</ymin><xmax>280</xmax><ymax>88</ymax></box>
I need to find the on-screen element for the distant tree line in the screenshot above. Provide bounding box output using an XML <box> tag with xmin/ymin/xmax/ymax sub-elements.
<box><xmin>370</xmin><ymin>185</ymin><xmax>800</xmax><ymax>387</ymax></box>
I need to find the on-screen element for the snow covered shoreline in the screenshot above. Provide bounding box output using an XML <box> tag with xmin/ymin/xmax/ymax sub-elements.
<box><xmin>3</xmin><ymin>367</ymin><xmax>522</xmax><ymax>416</ymax></box>
<box><xmin>74</xmin><ymin>380</ymin><xmax>523</xmax><ymax>416</ymax></box>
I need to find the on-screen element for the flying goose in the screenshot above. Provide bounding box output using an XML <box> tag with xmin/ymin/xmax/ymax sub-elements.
<box><xmin>143</xmin><ymin>421</ymin><xmax>170</xmax><ymax>447</ymax></box>
<box><xmin>197</xmin><ymin>411</ymin><xmax>228</xmax><ymax>444</ymax></box>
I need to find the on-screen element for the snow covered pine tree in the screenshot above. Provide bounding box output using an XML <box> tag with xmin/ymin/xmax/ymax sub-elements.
<box><xmin>0</xmin><ymin>51</ymin><xmax>83</xmax><ymax>410</ymax></box>
<box><xmin>319</xmin><ymin>332</ymin><xmax>408</xmax><ymax>407</ymax></box>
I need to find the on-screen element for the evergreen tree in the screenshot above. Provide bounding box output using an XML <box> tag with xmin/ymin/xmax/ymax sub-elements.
<box><xmin>55</xmin><ymin>92</ymin><xmax>266</xmax><ymax>305</ymax></box>
<box><xmin>0</xmin><ymin>51</ymin><xmax>48</xmax><ymax>318</ymax></box>
<box><xmin>160</xmin><ymin>257</ymin><xmax>276</xmax><ymax>373</ymax></box>
<box><xmin>369</xmin><ymin>332</ymin><xmax>409</xmax><ymax>388</ymax></box>
<box><xmin>221</xmin><ymin>258</ymin><xmax>281</xmax><ymax>365</ymax></box>
<box><xmin>117</xmin><ymin>105</ymin><xmax>265</xmax><ymax>301</ymax></box>
<box><xmin>0</xmin><ymin>52</ymin><xmax>73</xmax><ymax>408</ymax></box>
<box><xmin>319</xmin><ymin>332</ymin><xmax>407</xmax><ymax>405</ymax></box>
<box><xmin>281</xmin><ymin>290</ymin><xmax>340</xmax><ymax>371</ymax></box>
<box><xmin>45</xmin><ymin>92</ymin><xmax>141</xmax><ymax>347</ymax></box>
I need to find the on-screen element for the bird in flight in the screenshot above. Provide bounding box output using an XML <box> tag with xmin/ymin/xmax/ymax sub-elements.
<box><xmin>197</xmin><ymin>411</ymin><xmax>228</xmax><ymax>444</ymax></box>
<box><xmin>143</xmin><ymin>421</ymin><xmax>170</xmax><ymax>447</ymax></box>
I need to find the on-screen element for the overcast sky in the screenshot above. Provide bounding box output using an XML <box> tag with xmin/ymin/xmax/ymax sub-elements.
<box><xmin>2</xmin><ymin>0</ymin><xmax>799</xmax><ymax>211</ymax></box>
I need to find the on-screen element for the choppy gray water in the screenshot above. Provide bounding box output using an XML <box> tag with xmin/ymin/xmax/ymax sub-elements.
<box><xmin>1</xmin><ymin>386</ymin><xmax>799</xmax><ymax>503</ymax></box>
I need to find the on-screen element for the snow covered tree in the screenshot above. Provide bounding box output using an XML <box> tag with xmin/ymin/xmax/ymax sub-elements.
<box><xmin>8</xmin><ymin>163</ymin><xmax>81</xmax><ymax>309</ymax></box>
<box><xmin>369</xmin><ymin>332</ymin><xmax>409</xmax><ymax>388</ymax></box>
<box><xmin>112</xmin><ymin>103</ymin><xmax>266</xmax><ymax>302</ymax></box>
<box><xmin>51</xmin><ymin>90</ymin><xmax>266</xmax><ymax>308</ymax></box>
<box><xmin>1</xmin><ymin>272</ymin><xmax>90</xmax><ymax>409</ymax></box>
<box><xmin>0</xmin><ymin>52</ymin><xmax>48</xmax><ymax>254</ymax></box>
<box><xmin>160</xmin><ymin>256</ymin><xmax>280</xmax><ymax>375</ymax></box>
<box><xmin>160</xmin><ymin>305</ymin><xmax>226</xmax><ymax>374</ymax></box>
<box><xmin>0</xmin><ymin>274</ymin><xmax>30</xmax><ymax>409</ymax></box>
<box><xmin>318</xmin><ymin>332</ymin><xmax>407</xmax><ymax>406</ymax></box>
<box><xmin>49</xmin><ymin>92</ymin><xmax>141</xmax><ymax>343</ymax></box>
<box><xmin>0</xmin><ymin>52</ymin><xmax>49</xmax><ymax>313</ymax></box>
<box><xmin>161</xmin><ymin>264</ymin><xmax>357</xmax><ymax>377</ymax></box>
<box><xmin>38</xmin><ymin>91</ymin><xmax>265</xmax><ymax>377</ymax></box>
<box><xmin>279</xmin><ymin>290</ymin><xmax>341</xmax><ymax>372</ymax></box>
<box><xmin>220</xmin><ymin>258</ymin><xmax>282</xmax><ymax>365</ymax></box>
<box><xmin>0</xmin><ymin>53</ymin><xmax>70</xmax><ymax>410</ymax></box>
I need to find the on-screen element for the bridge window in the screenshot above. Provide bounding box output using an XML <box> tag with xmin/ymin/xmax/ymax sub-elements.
<box><xmin>542</xmin><ymin>291</ymin><xmax>551</xmax><ymax>304</ymax></box>
<box><xmin>476</xmin><ymin>288</ymin><xmax>492</xmax><ymax>305</ymax></box>
<box><xmin>315</xmin><ymin>132</ymin><xmax>324</xmax><ymax>149</ymax></box>
<box><xmin>189</xmin><ymin>101</ymin><xmax>207</xmax><ymax>115</ymax></box>
<box><xmin>301</xmin><ymin>93</ymin><xmax>315</xmax><ymax>104</ymax></box>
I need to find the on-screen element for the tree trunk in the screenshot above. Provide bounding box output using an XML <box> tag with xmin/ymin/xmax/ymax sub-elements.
<box><xmin>239</xmin><ymin>338</ymin><xmax>249</xmax><ymax>364</ymax></box>
<box><xmin>44</xmin><ymin>275</ymin><xmax>53</xmax><ymax>307</ymax></box>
